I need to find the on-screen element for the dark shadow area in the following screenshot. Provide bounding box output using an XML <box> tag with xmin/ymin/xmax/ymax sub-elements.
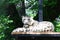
<box><xmin>43</xmin><ymin>0</ymin><xmax>60</xmax><ymax>22</ymax></box>
<box><xmin>8</xmin><ymin>3</ymin><xmax>23</xmax><ymax>28</ymax></box>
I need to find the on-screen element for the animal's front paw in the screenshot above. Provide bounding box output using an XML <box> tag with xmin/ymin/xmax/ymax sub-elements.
<box><xmin>27</xmin><ymin>27</ymin><xmax>37</xmax><ymax>32</ymax></box>
<box><xmin>12</xmin><ymin>28</ymin><xmax>26</xmax><ymax>32</ymax></box>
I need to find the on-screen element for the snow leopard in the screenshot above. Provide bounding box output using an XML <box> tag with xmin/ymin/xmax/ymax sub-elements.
<box><xmin>22</xmin><ymin>16</ymin><xmax>54</xmax><ymax>32</ymax></box>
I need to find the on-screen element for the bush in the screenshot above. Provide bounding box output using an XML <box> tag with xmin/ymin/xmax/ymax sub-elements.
<box><xmin>54</xmin><ymin>15</ymin><xmax>60</xmax><ymax>32</ymax></box>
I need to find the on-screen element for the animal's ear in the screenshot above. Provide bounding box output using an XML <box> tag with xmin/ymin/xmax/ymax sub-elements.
<box><xmin>30</xmin><ymin>16</ymin><xmax>34</xmax><ymax>19</ymax></box>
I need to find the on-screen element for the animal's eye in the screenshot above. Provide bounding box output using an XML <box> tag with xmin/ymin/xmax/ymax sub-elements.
<box><xmin>23</xmin><ymin>19</ymin><xmax>25</xmax><ymax>20</ymax></box>
<box><xmin>28</xmin><ymin>19</ymin><xmax>30</xmax><ymax>20</ymax></box>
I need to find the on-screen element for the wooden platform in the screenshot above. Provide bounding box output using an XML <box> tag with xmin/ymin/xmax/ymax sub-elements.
<box><xmin>11</xmin><ymin>32</ymin><xmax>60</xmax><ymax>34</ymax></box>
<box><xmin>11</xmin><ymin>32</ymin><xmax>60</xmax><ymax>37</ymax></box>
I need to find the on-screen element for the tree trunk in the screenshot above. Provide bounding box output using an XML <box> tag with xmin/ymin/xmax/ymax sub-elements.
<box><xmin>38</xmin><ymin>0</ymin><xmax>43</xmax><ymax>22</ymax></box>
<box><xmin>18</xmin><ymin>0</ymin><xmax>26</xmax><ymax>17</ymax></box>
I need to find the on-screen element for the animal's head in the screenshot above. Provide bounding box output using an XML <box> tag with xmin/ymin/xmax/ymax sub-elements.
<box><xmin>22</xmin><ymin>16</ymin><xmax>34</xmax><ymax>25</ymax></box>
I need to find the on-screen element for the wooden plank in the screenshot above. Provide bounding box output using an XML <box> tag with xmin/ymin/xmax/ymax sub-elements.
<box><xmin>11</xmin><ymin>32</ymin><xmax>60</xmax><ymax>35</ymax></box>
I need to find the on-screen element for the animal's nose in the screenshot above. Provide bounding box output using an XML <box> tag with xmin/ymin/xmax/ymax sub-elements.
<box><xmin>24</xmin><ymin>22</ymin><xmax>28</xmax><ymax>24</ymax></box>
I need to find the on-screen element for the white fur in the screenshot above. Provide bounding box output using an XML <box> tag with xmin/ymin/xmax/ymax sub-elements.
<box><xmin>22</xmin><ymin>16</ymin><xmax>54</xmax><ymax>32</ymax></box>
<box><xmin>12</xmin><ymin>28</ymin><xmax>26</xmax><ymax>32</ymax></box>
<box><xmin>12</xmin><ymin>16</ymin><xmax>54</xmax><ymax>32</ymax></box>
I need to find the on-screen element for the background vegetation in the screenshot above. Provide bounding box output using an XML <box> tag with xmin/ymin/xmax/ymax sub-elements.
<box><xmin>0</xmin><ymin>0</ymin><xmax>60</xmax><ymax>40</ymax></box>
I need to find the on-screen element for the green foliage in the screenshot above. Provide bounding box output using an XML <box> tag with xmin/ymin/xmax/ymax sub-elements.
<box><xmin>0</xmin><ymin>0</ymin><xmax>15</xmax><ymax>40</ymax></box>
<box><xmin>0</xmin><ymin>14</ymin><xmax>13</xmax><ymax>40</ymax></box>
<box><xmin>54</xmin><ymin>15</ymin><xmax>60</xmax><ymax>32</ymax></box>
<box><xmin>43</xmin><ymin>0</ymin><xmax>57</xmax><ymax>7</ymax></box>
<box><xmin>25</xmin><ymin>0</ymin><xmax>38</xmax><ymax>18</ymax></box>
<box><xmin>9</xmin><ymin>0</ymin><xmax>20</xmax><ymax>3</ymax></box>
<box><xmin>0</xmin><ymin>12</ymin><xmax>14</xmax><ymax>40</ymax></box>
<box><xmin>26</xmin><ymin>9</ymin><xmax>37</xmax><ymax>18</ymax></box>
<box><xmin>25</xmin><ymin>0</ymin><xmax>57</xmax><ymax>18</ymax></box>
